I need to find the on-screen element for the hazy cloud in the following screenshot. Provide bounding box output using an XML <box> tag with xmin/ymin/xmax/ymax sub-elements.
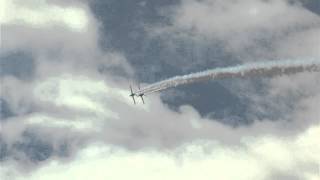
<box><xmin>152</xmin><ymin>0</ymin><xmax>320</xmax><ymax>59</ymax></box>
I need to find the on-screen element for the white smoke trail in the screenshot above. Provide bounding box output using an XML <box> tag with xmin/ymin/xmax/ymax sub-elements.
<box><xmin>134</xmin><ymin>59</ymin><xmax>320</xmax><ymax>95</ymax></box>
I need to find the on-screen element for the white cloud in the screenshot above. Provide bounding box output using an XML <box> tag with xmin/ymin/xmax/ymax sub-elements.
<box><xmin>1</xmin><ymin>0</ymin><xmax>97</xmax><ymax>55</ymax></box>
<box><xmin>2</xmin><ymin>123</ymin><xmax>319</xmax><ymax>180</ymax></box>
<box><xmin>34</xmin><ymin>75</ymin><xmax>117</xmax><ymax>117</ymax></box>
<box><xmin>172</xmin><ymin>0</ymin><xmax>318</xmax><ymax>35</ymax></box>
<box><xmin>273</xmin><ymin>27</ymin><xmax>320</xmax><ymax>58</ymax></box>
<box><xmin>153</xmin><ymin>0</ymin><xmax>320</xmax><ymax>59</ymax></box>
<box><xmin>1</xmin><ymin>1</ymin><xmax>133</xmax><ymax>77</ymax></box>
<box><xmin>26</xmin><ymin>113</ymin><xmax>96</xmax><ymax>130</ymax></box>
<box><xmin>1</xmin><ymin>0</ymin><xmax>89</xmax><ymax>31</ymax></box>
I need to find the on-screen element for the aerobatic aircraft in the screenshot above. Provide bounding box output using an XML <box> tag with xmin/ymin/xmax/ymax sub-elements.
<box><xmin>129</xmin><ymin>85</ymin><xmax>145</xmax><ymax>104</ymax></box>
<box><xmin>129</xmin><ymin>85</ymin><xmax>136</xmax><ymax>104</ymax></box>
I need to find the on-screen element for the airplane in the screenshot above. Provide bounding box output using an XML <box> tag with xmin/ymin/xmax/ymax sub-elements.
<box><xmin>139</xmin><ymin>93</ymin><xmax>145</xmax><ymax>104</ymax></box>
<box><xmin>137</xmin><ymin>84</ymin><xmax>145</xmax><ymax>104</ymax></box>
<box><xmin>129</xmin><ymin>85</ymin><xmax>136</xmax><ymax>104</ymax></box>
<box><xmin>129</xmin><ymin>84</ymin><xmax>145</xmax><ymax>104</ymax></box>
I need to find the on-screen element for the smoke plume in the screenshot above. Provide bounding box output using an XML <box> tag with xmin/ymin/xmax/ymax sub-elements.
<box><xmin>135</xmin><ymin>59</ymin><xmax>320</xmax><ymax>95</ymax></box>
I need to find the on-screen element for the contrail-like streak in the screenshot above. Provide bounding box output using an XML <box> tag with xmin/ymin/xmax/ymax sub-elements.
<box><xmin>134</xmin><ymin>59</ymin><xmax>320</xmax><ymax>95</ymax></box>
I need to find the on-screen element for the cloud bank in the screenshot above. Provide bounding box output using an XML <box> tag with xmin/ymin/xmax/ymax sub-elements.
<box><xmin>3</xmin><ymin>124</ymin><xmax>320</xmax><ymax>180</ymax></box>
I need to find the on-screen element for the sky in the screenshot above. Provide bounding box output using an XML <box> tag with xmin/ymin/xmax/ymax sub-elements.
<box><xmin>0</xmin><ymin>0</ymin><xmax>320</xmax><ymax>179</ymax></box>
